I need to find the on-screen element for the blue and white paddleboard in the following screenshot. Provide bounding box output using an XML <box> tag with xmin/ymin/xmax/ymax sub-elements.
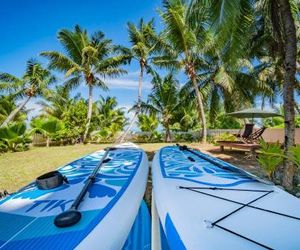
<box><xmin>0</xmin><ymin>143</ymin><xmax>149</xmax><ymax>249</ymax></box>
<box><xmin>152</xmin><ymin>145</ymin><xmax>300</xmax><ymax>250</ymax></box>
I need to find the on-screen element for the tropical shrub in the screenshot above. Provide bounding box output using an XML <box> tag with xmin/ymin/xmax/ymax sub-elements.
<box><xmin>31</xmin><ymin>117</ymin><xmax>64</xmax><ymax>147</ymax></box>
<box><xmin>215</xmin><ymin>132</ymin><xmax>237</xmax><ymax>142</ymax></box>
<box><xmin>290</xmin><ymin>145</ymin><xmax>300</xmax><ymax>168</ymax></box>
<box><xmin>0</xmin><ymin>122</ymin><xmax>31</xmax><ymax>152</ymax></box>
<box><xmin>134</xmin><ymin>132</ymin><xmax>162</xmax><ymax>143</ymax></box>
<box><xmin>209</xmin><ymin>114</ymin><xmax>242</xmax><ymax>129</ymax></box>
<box><xmin>63</xmin><ymin>98</ymin><xmax>88</xmax><ymax>142</ymax></box>
<box><xmin>257</xmin><ymin>140</ymin><xmax>284</xmax><ymax>180</ymax></box>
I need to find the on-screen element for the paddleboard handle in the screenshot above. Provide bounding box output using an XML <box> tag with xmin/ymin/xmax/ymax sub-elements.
<box><xmin>54</xmin><ymin>148</ymin><xmax>113</xmax><ymax>228</ymax></box>
<box><xmin>36</xmin><ymin>171</ymin><xmax>68</xmax><ymax>190</ymax></box>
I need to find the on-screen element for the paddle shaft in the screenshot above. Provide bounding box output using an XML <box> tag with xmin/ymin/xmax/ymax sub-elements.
<box><xmin>71</xmin><ymin>148</ymin><xmax>111</xmax><ymax>210</ymax></box>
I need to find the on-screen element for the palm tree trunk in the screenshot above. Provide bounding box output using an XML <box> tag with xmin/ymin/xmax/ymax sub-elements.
<box><xmin>0</xmin><ymin>96</ymin><xmax>31</xmax><ymax>128</ymax></box>
<box><xmin>165</xmin><ymin>122</ymin><xmax>172</xmax><ymax>142</ymax></box>
<box><xmin>190</xmin><ymin>75</ymin><xmax>207</xmax><ymax>143</ymax></box>
<box><xmin>83</xmin><ymin>84</ymin><xmax>93</xmax><ymax>142</ymax></box>
<box><xmin>118</xmin><ymin>63</ymin><xmax>144</xmax><ymax>143</ymax></box>
<box><xmin>278</xmin><ymin>0</ymin><xmax>297</xmax><ymax>191</ymax></box>
<box><xmin>294</xmin><ymin>101</ymin><xmax>300</xmax><ymax>114</ymax></box>
<box><xmin>46</xmin><ymin>137</ymin><xmax>50</xmax><ymax>147</ymax></box>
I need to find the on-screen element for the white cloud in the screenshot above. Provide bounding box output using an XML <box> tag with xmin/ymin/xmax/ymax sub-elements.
<box><xmin>105</xmin><ymin>78</ymin><xmax>152</xmax><ymax>90</ymax></box>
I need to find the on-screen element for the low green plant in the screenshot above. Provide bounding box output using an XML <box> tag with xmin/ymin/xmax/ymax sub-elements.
<box><xmin>0</xmin><ymin>122</ymin><xmax>31</xmax><ymax>152</ymax></box>
<box><xmin>183</xmin><ymin>133</ymin><xmax>194</xmax><ymax>142</ymax></box>
<box><xmin>31</xmin><ymin>117</ymin><xmax>64</xmax><ymax>147</ymax></box>
<box><xmin>215</xmin><ymin>132</ymin><xmax>237</xmax><ymax>142</ymax></box>
<box><xmin>257</xmin><ymin>140</ymin><xmax>284</xmax><ymax>180</ymax></box>
<box><xmin>290</xmin><ymin>145</ymin><xmax>300</xmax><ymax>168</ymax></box>
<box><xmin>174</xmin><ymin>133</ymin><xmax>183</xmax><ymax>142</ymax></box>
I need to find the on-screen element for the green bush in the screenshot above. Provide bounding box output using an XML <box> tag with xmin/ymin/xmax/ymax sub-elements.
<box><xmin>215</xmin><ymin>132</ymin><xmax>237</xmax><ymax>142</ymax></box>
<box><xmin>0</xmin><ymin>122</ymin><xmax>31</xmax><ymax>152</ymax></box>
<box><xmin>257</xmin><ymin>140</ymin><xmax>284</xmax><ymax>180</ymax></box>
<box><xmin>290</xmin><ymin>145</ymin><xmax>300</xmax><ymax>168</ymax></box>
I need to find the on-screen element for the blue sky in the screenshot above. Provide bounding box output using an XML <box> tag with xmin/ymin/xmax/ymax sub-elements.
<box><xmin>0</xmin><ymin>0</ymin><xmax>297</xmax><ymax>123</ymax></box>
<box><xmin>0</xmin><ymin>0</ymin><xmax>164</xmax><ymax>120</ymax></box>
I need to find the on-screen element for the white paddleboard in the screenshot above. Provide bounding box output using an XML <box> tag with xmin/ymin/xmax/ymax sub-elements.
<box><xmin>152</xmin><ymin>145</ymin><xmax>300</xmax><ymax>250</ymax></box>
<box><xmin>0</xmin><ymin>143</ymin><xmax>149</xmax><ymax>249</ymax></box>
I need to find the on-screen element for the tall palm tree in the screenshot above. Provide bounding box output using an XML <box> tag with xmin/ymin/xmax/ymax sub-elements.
<box><xmin>191</xmin><ymin>0</ymin><xmax>298</xmax><ymax>189</ymax></box>
<box><xmin>154</xmin><ymin>0</ymin><xmax>209</xmax><ymax>142</ymax></box>
<box><xmin>0</xmin><ymin>59</ymin><xmax>55</xmax><ymax>127</ymax></box>
<box><xmin>41</xmin><ymin>25</ymin><xmax>129</xmax><ymax>141</ymax></box>
<box><xmin>139</xmin><ymin>71</ymin><xmax>181</xmax><ymax>142</ymax></box>
<box><xmin>118</xmin><ymin>19</ymin><xmax>161</xmax><ymax>142</ymax></box>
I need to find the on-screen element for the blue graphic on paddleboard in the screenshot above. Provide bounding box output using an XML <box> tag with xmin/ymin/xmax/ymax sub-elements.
<box><xmin>160</xmin><ymin>146</ymin><xmax>256</xmax><ymax>187</ymax></box>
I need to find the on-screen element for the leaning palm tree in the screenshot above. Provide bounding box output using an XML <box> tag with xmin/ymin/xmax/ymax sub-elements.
<box><xmin>138</xmin><ymin>71</ymin><xmax>181</xmax><ymax>142</ymax></box>
<box><xmin>118</xmin><ymin>19</ymin><xmax>161</xmax><ymax>142</ymax></box>
<box><xmin>0</xmin><ymin>59</ymin><xmax>55</xmax><ymax>127</ymax></box>
<box><xmin>154</xmin><ymin>0</ymin><xmax>209</xmax><ymax>142</ymax></box>
<box><xmin>191</xmin><ymin>0</ymin><xmax>298</xmax><ymax>190</ymax></box>
<box><xmin>41</xmin><ymin>25</ymin><xmax>129</xmax><ymax>141</ymax></box>
<box><xmin>0</xmin><ymin>95</ymin><xmax>27</xmax><ymax>124</ymax></box>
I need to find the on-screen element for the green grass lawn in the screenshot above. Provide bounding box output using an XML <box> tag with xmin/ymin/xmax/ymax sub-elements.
<box><xmin>0</xmin><ymin>143</ymin><xmax>178</xmax><ymax>192</ymax></box>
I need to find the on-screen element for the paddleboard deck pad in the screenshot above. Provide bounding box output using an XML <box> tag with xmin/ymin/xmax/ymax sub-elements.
<box><xmin>152</xmin><ymin>145</ymin><xmax>300</xmax><ymax>250</ymax></box>
<box><xmin>0</xmin><ymin>143</ymin><xmax>149</xmax><ymax>249</ymax></box>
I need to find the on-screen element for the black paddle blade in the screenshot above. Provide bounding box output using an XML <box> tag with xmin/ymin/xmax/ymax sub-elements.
<box><xmin>54</xmin><ymin>210</ymin><xmax>82</xmax><ymax>228</ymax></box>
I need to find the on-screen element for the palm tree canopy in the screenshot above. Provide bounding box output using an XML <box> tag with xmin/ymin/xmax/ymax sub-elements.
<box><xmin>41</xmin><ymin>25</ymin><xmax>130</xmax><ymax>90</ymax></box>
<box><xmin>127</xmin><ymin>18</ymin><xmax>164</xmax><ymax>65</ymax></box>
<box><xmin>140</xmin><ymin>71</ymin><xmax>181</xmax><ymax>125</ymax></box>
<box><xmin>0</xmin><ymin>59</ymin><xmax>55</xmax><ymax>99</ymax></box>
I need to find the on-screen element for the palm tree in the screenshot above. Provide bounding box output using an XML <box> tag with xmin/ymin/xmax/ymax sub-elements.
<box><xmin>137</xmin><ymin>114</ymin><xmax>160</xmax><ymax>142</ymax></box>
<box><xmin>93</xmin><ymin>96</ymin><xmax>126</xmax><ymax>133</ymax></box>
<box><xmin>41</xmin><ymin>25</ymin><xmax>129</xmax><ymax>141</ymax></box>
<box><xmin>118</xmin><ymin>19</ymin><xmax>161</xmax><ymax>142</ymax></box>
<box><xmin>196</xmin><ymin>55</ymin><xmax>271</xmax><ymax>126</ymax></box>
<box><xmin>139</xmin><ymin>71</ymin><xmax>181</xmax><ymax>142</ymax></box>
<box><xmin>92</xmin><ymin>96</ymin><xmax>126</xmax><ymax>141</ymax></box>
<box><xmin>191</xmin><ymin>0</ymin><xmax>298</xmax><ymax>189</ymax></box>
<box><xmin>154</xmin><ymin>0</ymin><xmax>209</xmax><ymax>142</ymax></box>
<box><xmin>0</xmin><ymin>95</ymin><xmax>27</xmax><ymax>124</ymax></box>
<box><xmin>0</xmin><ymin>59</ymin><xmax>55</xmax><ymax>127</ymax></box>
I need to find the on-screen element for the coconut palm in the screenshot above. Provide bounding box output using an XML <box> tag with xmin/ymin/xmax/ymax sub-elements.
<box><xmin>139</xmin><ymin>71</ymin><xmax>181</xmax><ymax>142</ymax></box>
<box><xmin>93</xmin><ymin>96</ymin><xmax>126</xmax><ymax>133</ymax></box>
<box><xmin>154</xmin><ymin>0</ymin><xmax>209</xmax><ymax>142</ymax></box>
<box><xmin>118</xmin><ymin>19</ymin><xmax>161</xmax><ymax>142</ymax></box>
<box><xmin>41</xmin><ymin>25</ymin><xmax>129</xmax><ymax>141</ymax></box>
<box><xmin>0</xmin><ymin>59</ymin><xmax>55</xmax><ymax>127</ymax></box>
<box><xmin>196</xmin><ymin>55</ymin><xmax>272</xmax><ymax>126</ymax></box>
<box><xmin>191</xmin><ymin>0</ymin><xmax>298</xmax><ymax>190</ymax></box>
<box><xmin>91</xmin><ymin>96</ymin><xmax>126</xmax><ymax>141</ymax></box>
